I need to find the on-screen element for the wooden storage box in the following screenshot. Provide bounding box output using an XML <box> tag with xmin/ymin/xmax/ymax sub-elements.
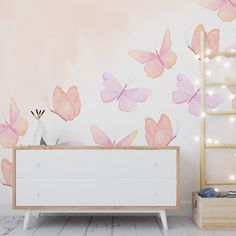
<box><xmin>192</xmin><ymin>192</ymin><xmax>236</xmax><ymax>230</ymax></box>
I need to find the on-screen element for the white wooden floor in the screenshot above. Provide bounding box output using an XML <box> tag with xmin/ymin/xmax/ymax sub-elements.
<box><xmin>0</xmin><ymin>215</ymin><xmax>236</xmax><ymax>236</ymax></box>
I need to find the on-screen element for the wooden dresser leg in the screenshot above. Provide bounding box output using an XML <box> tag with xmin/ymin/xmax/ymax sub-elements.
<box><xmin>23</xmin><ymin>211</ymin><xmax>31</xmax><ymax>230</ymax></box>
<box><xmin>160</xmin><ymin>210</ymin><xmax>168</xmax><ymax>230</ymax></box>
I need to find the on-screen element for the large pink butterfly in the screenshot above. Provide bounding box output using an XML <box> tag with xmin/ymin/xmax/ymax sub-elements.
<box><xmin>1</xmin><ymin>159</ymin><xmax>12</xmax><ymax>187</ymax></box>
<box><xmin>100</xmin><ymin>72</ymin><xmax>152</xmax><ymax>112</ymax></box>
<box><xmin>50</xmin><ymin>86</ymin><xmax>81</xmax><ymax>121</ymax></box>
<box><xmin>199</xmin><ymin>0</ymin><xmax>236</xmax><ymax>22</ymax></box>
<box><xmin>0</xmin><ymin>98</ymin><xmax>28</xmax><ymax>148</ymax></box>
<box><xmin>145</xmin><ymin>114</ymin><xmax>178</xmax><ymax>146</ymax></box>
<box><xmin>90</xmin><ymin>125</ymin><xmax>138</xmax><ymax>146</ymax></box>
<box><xmin>128</xmin><ymin>29</ymin><xmax>177</xmax><ymax>78</ymax></box>
<box><xmin>172</xmin><ymin>74</ymin><xmax>223</xmax><ymax>116</ymax></box>
<box><xmin>186</xmin><ymin>24</ymin><xmax>220</xmax><ymax>59</ymax></box>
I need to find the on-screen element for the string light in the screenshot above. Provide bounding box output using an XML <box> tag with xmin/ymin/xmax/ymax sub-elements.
<box><xmin>229</xmin><ymin>94</ymin><xmax>235</xmax><ymax>99</ymax></box>
<box><xmin>229</xmin><ymin>117</ymin><xmax>235</xmax><ymax>123</ymax></box>
<box><xmin>194</xmin><ymin>136</ymin><xmax>200</xmax><ymax>142</ymax></box>
<box><xmin>207</xmin><ymin>90</ymin><xmax>214</xmax><ymax>96</ymax></box>
<box><xmin>206</xmin><ymin>49</ymin><xmax>211</xmax><ymax>55</ymax></box>
<box><xmin>195</xmin><ymin>80</ymin><xmax>200</xmax><ymax>85</ymax></box>
<box><xmin>206</xmin><ymin>70</ymin><xmax>212</xmax><ymax>76</ymax></box>
<box><xmin>206</xmin><ymin>138</ymin><xmax>212</xmax><ymax>144</ymax></box>
<box><xmin>205</xmin><ymin>57</ymin><xmax>210</xmax><ymax>63</ymax></box>
<box><xmin>229</xmin><ymin>174</ymin><xmax>235</xmax><ymax>181</ymax></box>
<box><xmin>214</xmin><ymin>188</ymin><xmax>219</xmax><ymax>192</ymax></box>
<box><xmin>221</xmin><ymin>85</ymin><xmax>226</xmax><ymax>89</ymax></box>
<box><xmin>224</xmin><ymin>62</ymin><xmax>230</xmax><ymax>68</ymax></box>
<box><xmin>230</xmin><ymin>49</ymin><xmax>236</xmax><ymax>53</ymax></box>
<box><xmin>234</xmin><ymin>153</ymin><xmax>236</xmax><ymax>157</ymax></box>
<box><xmin>216</xmin><ymin>56</ymin><xmax>222</xmax><ymax>62</ymax></box>
<box><xmin>214</xmin><ymin>140</ymin><xmax>219</xmax><ymax>144</ymax></box>
<box><xmin>200</xmin><ymin>112</ymin><xmax>206</xmax><ymax>118</ymax></box>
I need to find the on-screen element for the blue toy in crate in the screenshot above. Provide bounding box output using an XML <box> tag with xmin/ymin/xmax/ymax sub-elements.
<box><xmin>199</xmin><ymin>187</ymin><xmax>219</xmax><ymax>198</ymax></box>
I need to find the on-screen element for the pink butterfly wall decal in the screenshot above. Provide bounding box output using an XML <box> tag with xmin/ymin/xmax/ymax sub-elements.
<box><xmin>49</xmin><ymin>86</ymin><xmax>81</xmax><ymax>121</ymax></box>
<box><xmin>1</xmin><ymin>159</ymin><xmax>12</xmax><ymax>187</ymax></box>
<box><xmin>199</xmin><ymin>0</ymin><xmax>236</xmax><ymax>22</ymax></box>
<box><xmin>90</xmin><ymin>125</ymin><xmax>138</xmax><ymax>146</ymax></box>
<box><xmin>129</xmin><ymin>29</ymin><xmax>177</xmax><ymax>78</ymax></box>
<box><xmin>145</xmin><ymin>113</ymin><xmax>178</xmax><ymax>146</ymax></box>
<box><xmin>186</xmin><ymin>24</ymin><xmax>220</xmax><ymax>59</ymax></box>
<box><xmin>172</xmin><ymin>74</ymin><xmax>223</xmax><ymax>116</ymax></box>
<box><xmin>0</xmin><ymin>98</ymin><xmax>28</xmax><ymax>148</ymax></box>
<box><xmin>100</xmin><ymin>72</ymin><xmax>152</xmax><ymax>112</ymax></box>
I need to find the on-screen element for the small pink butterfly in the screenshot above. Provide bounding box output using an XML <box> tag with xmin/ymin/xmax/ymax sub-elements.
<box><xmin>199</xmin><ymin>0</ymin><xmax>236</xmax><ymax>22</ymax></box>
<box><xmin>100</xmin><ymin>72</ymin><xmax>152</xmax><ymax>112</ymax></box>
<box><xmin>0</xmin><ymin>98</ymin><xmax>28</xmax><ymax>148</ymax></box>
<box><xmin>1</xmin><ymin>159</ymin><xmax>12</xmax><ymax>187</ymax></box>
<box><xmin>49</xmin><ymin>86</ymin><xmax>81</xmax><ymax>121</ymax></box>
<box><xmin>186</xmin><ymin>24</ymin><xmax>220</xmax><ymax>59</ymax></box>
<box><xmin>90</xmin><ymin>125</ymin><xmax>138</xmax><ymax>146</ymax></box>
<box><xmin>172</xmin><ymin>74</ymin><xmax>223</xmax><ymax>116</ymax></box>
<box><xmin>145</xmin><ymin>114</ymin><xmax>178</xmax><ymax>146</ymax></box>
<box><xmin>129</xmin><ymin>29</ymin><xmax>177</xmax><ymax>78</ymax></box>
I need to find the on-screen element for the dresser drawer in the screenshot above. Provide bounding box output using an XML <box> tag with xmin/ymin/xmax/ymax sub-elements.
<box><xmin>16</xmin><ymin>178</ymin><xmax>176</xmax><ymax>206</ymax></box>
<box><xmin>16</xmin><ymin>149</ymin><xmax>177</xmax><ymax>179</ymax></box>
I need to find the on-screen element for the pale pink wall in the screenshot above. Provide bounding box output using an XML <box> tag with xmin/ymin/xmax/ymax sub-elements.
<box><xmin>0</xmin><ymin>0</ymin><xmax>236</xmax><ymax>212</ymax></box>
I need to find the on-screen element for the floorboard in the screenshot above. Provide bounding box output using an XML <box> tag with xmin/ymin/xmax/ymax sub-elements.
<box><xmin>0</xmin><ymin>216</ymin><xmax>23</xmax><ymax>235</ymax></box>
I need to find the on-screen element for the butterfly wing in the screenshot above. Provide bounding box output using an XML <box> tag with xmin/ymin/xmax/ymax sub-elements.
<box><xmin>172</xmin><ymin>74</ymin><xmax>196</xmax><ymax>104</ymax></box>
<box><xmin>154</xmin><ymin>114</ymin><xmax>174</xmax><ymax>146</ymax></box>
<box><xmin>145</xmin><ymin>118</ymin><xmax>158</xmax><ymax>146</ymax></box>
<box><xmin>66</xmin><ymin>86</ymin><xmax>81</xmax><ymax>118</ymax></box>
<box><xmin>159</xmin><ymin>29</ymin><xmax>177</xmax><ymax>69</ymax></box>
<box><xmin>90</xmin><ymin>125</ymin><xmax>113</xmax><ymax>146</ymax></box>
<box><xmin>199</xmin><ymin>0</ymin><xmax>236</xmax><ymax>21</ymax></box>
<box><xmin>100</xmin><ymin>72</ymin><xmax>123</xmax><ymax>102</ymax></box>
<box><xmin>188</xmin><ymin>94</ymin><xmax>201</xmax><ymax>116</ymax></box>
<box><xmin>191</xmin><ymin>24</ymin><xmax>204</xmax><ymax>56</ymax></box>
<box><xmin>205</xmin><ymin>94</ymin><xmax>224</xmax><ymax>108</ymax></box>
<box><xmin>118</xmin><ymin>88</ymin><xmax>152</xmax><ymax>112</ymax></box>
<box><xmin>116</xmin><ymin>130</ymin><xmax>138</xmax><ymax>146</ymax></box>
<box><xmin>206</xmin><ymin>29</ymin><xmax>220</xmax><ymax>56</ymax></box>
<box><xmin>53</xmin><ymin>86</ymin><xmax>80</xmax><ymax>121</ymax></box>
<box><xmin>1</xmin><ymin>159</ymin><xmax>12</xmax><ymax>187</ymax></box>
<box><xmin>9</xmin><ymin>98</ymin><xmax>28</xmax><ymax>136</ymax></box>
<box><xmin>0</xmin><ymin>124</ymin><xmax>18</xmax><ymax>148</ymax></box>
<box><xmin>129</xmin><ymin>50</ymin><xmax>164</xmax><ymax>78</ymax></box>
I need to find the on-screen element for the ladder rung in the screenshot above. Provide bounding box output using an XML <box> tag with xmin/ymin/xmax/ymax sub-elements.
<box><xmin>206</xmin><ymin>144</ymin><xmax>236</xmax><ymax>148</ymax></box>
<box><xmin>210</xmin><ymin>51</ymin><xmax>236</xmax><ymax>58</ymax></box>
<box><xmin>205</xmin><ymin>82</ymin><xmax>236</xmax><ymax>86</ymax></box>
<box><xmin>206</xmin><ymin>180</ymin><xmax>236</xmax><ymax>185</ymax></box>
<box><xmin>206</xmin><ymin>111</ymin><xmax>236</xmax><ymax>115</ymax></box>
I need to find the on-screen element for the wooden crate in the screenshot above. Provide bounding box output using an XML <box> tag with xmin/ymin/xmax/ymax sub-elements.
<box><xmin>192</xmin><ymin>192</ymin><xmax>236</xmax><ymax>230</ymax></box>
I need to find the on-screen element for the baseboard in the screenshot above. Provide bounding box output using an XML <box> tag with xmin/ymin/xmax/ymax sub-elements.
<box><xmin>0</xmin><ymin>201</ymin><xmax>192</xmax><ymax>216</ymax></box>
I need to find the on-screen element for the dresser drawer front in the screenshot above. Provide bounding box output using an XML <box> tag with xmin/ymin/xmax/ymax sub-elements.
<box><xmin>16</xmin><ymin>149</ymin><xmax>177</xmax><ymax>179</ymax></box>
<box><xmin>16</xmin><ymin>178</ymin><xmax>176</xmax><ymax>206</ymax></box>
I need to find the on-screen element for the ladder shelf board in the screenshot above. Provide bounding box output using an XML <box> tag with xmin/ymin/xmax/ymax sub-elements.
<box><xmin>206</xmin><ymin>180</ymin><xmax>236</xmax><ymax>185</ymax></box>
<box><xmin>205</xmin><ymin>144</ymin><xmax>236</xmax><ymax>148</ymax></box>
<box><xmin>206</xmin><ymin>111</ymin><xmax>236</xmax><ymax>115</ymax></box>
<box><xmin>209</xmin><ymin>51</ymin><xmax>236</xmax><ymax>58</ymax></box>
<box><xmin>205</xmin><ymin>82</ymin><xmax>236</xmax><ymax>86</ymax></box>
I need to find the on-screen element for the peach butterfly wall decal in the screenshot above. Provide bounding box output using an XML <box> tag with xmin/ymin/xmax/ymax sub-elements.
<box><xmin>128</xmin><ymin>29</ymin><xmax>177</xmax><ymax>78</ymax></box>
<box><xmin>1</xmin><ymin>159</ymin><xmax>12</xmax><ymax>187</ymax></box>
<box><xmin>145</xmin><ymin>113</ymin><xmax>178</xmax><ymax>146</ymax></box>
<box><xmin>172</xmin><ymin>74</ymin><xmax>223</xmax><ymax>116</ymax></box>
<box><xmin>100</xmin><ymin>72</ymin><xmax>152</xmax><ymax>112</ymax></box>
<box><xmin>90</xmin><ymin>125</ymin><xmax>138</xmax><ymax>146</ymax></box>
<box><xmin>48</xmin><ymin>86</ymin><xmax>81</xmax><ymax>121</ymax></box>
<box><xmin>185</xmin><ymin>24</ymin><xmax>220</xmax><ymax>59</ymax></box>
<box><xmin>0</xmin><ymin>98</ymin><xmax>28</xmax><ymax>148</ymax></box>
<box><xmin>199</xmin><ymin>0</ymin><xmax>236</xmax><ymax>22</ymax></box>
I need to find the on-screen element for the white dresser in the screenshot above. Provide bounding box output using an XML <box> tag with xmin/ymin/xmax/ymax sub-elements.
<box><xmin>13</xmin><ymin>146</ymin><xmax>180</xmax><ymax>230</ymax></box>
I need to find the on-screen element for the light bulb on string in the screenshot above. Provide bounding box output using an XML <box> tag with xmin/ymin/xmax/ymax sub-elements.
<box><xmin>206</xmin><ymin>70</ymin><xmax>212</xmax><ymax>77</ymax></box>
<box><xmin>230</xmin><ymin>49</ymin><xmax>236</xmax><ymax>53</ymax></box>
<box><xmin>194</xmin><ymin>136</ymin><xmax>200</xmax><ymax>142</ymax></box>
<box><xmin>195</xmin><ymin>80</ymin><xmax>200</xmax><ymax>85</ymax></box>
<box><xmin>214</xmin><ymin>140</ymin><xmax>219</xmax><ymax>144</ymax></box>
<box><xmin>207</xmin><ymin>90</ymin><xmax>214</xmax><ymax>96</ymax></box>
<box><xmin>229</xmin><ymin>174</ymin><xmax>235</xmax><ymax>181</ymax></box>
<box><xmin>200</xmin><ymin>112</ymin><xmax>206</xmax><ymax>118</ymax></box>
<box><xmin>205</xmin><ymin>57</ymin><xmax>210</xmax><ymax>63</ymax></box>
<box><xmin>206</xmin><ymin>138</ymin><xmax>212</xmax><ymax>144</ymax></box>
<box><xmin>205</xmin><ymin>49</ymin><xmax>211</xmax><ymax>55</ymax></box>
<box><xmin>229</xmin><ymin>117</ymin><xmax>235</xmax><ymax>123</ymax></box>
<box><xmin>216</xmin><ymin>56</ymin><xmax>222</xmax><ymax>62</ymax></box>
<box><xmin>224</xmin><ymin>62</ymin><xmax>230</xmax><ymax>68</ymax></box>
<box><xmin>229</xmin><ymin>94</ymin><xmax>235</xmax><ymax>100</ymax></box>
